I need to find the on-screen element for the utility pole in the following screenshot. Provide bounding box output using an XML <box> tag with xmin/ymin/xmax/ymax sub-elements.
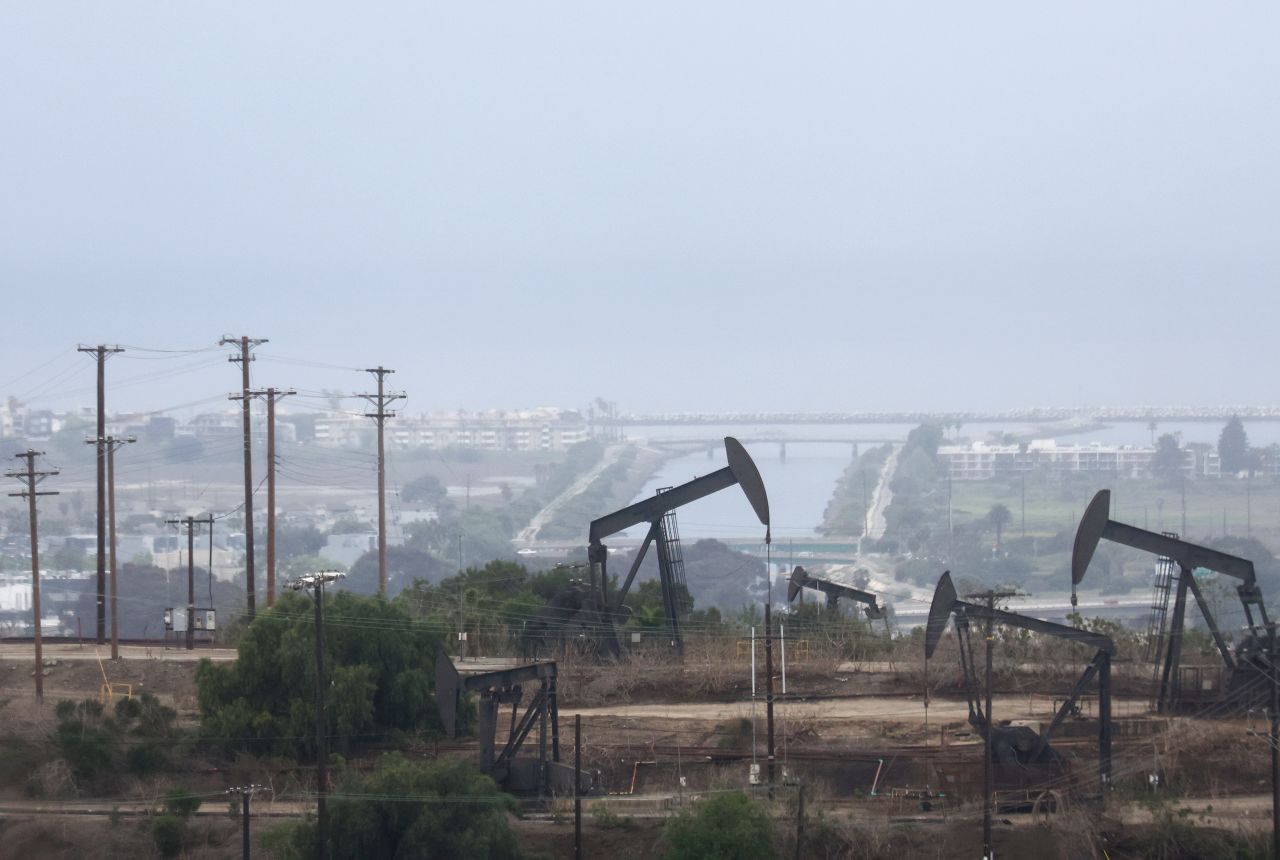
<box><xmin>574</xmin><ymin>713</ymin><xmax>583</xmax><ymax>860</ymax></box>
<box><xmin>794</xmin><ymin>783</ymin><xmax>805</xmax><ymax>860</ymax></box>
<box><xmin>860</xmin><ymin>467</ymin><xmax>869</xmax><ymax>537</ymax></box>
<box><xmin>222</xmin><ymin>335</ymin><xmax>267</xmax><ymax>617</ymax></box>
<box><xmin>983</xmin><ymin>598</ymin><xmax>994</xmax><ymax>860</ymax></box>
<box><xmin>947</xmin><ymin>468</ymin><xmax>954</xmax><ymax>556</ymax></box>
<box><xmin>765</xmin><ymin>600</ymin><xmax>776</xmax><ymax>789</ymax></box>
<box><xmin>7</xmin><ymin>450</ymin><xmax>58</xmax><ymax>703</ymax></box>
<box><xmin>78</xmin><ymin>344</ymin><xmax>122</xmax><ymax>644</ymax></box>
<box><xmin>227</xmin><ymin>784</ymin><xmax>265</xmax><ymax>860</ymax></box>
<box><xmin>91</xmin><ymin>435</ymin><xmax>135</xmax><ymax>661</ymax></box>
<box><xmin>358</xmin><ymin>367</ymin><xmax>404</xmax><ymax>595</ymax></box>
<box><xmin>965</xmin><ymin>588</ymin><xmax>1016</xmax><ymax>860</ymax></box>
<box><xmin>1248</xmin><ymin>472</ymin><xmax>1254</xmax><ymax>537</ymax></box>
<box><xmin>1270</xmin><ymin>623</ymin><xmax>1278</xmax><ymax>860</ymax></box>
<box><xmin>1181</xmin><ymin>474</ymin><xmax>1187</xmax><ymax>537</ymax></box>
<box><xmin>1020</xmin><ymin>472</ymin><xmax>1026</xmax><ymax>539</ymax></box>
<box><xmin>247</xmin><ymin>388</ymin><xmax>294</xmax><ymax>607</ymax></box>
<box><xmin>167</xmin><ymin>515</ymin><xmax>213</xmax><ymax>650</ymax></box>
<box><xmin>290</xmin><ymin>570</ymin><xmax>345</xmax><ymax>860</ymax></box>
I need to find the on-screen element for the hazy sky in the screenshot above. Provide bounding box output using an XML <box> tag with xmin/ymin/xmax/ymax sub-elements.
<box><xmin>2</xmin><ymin>3</ymin><xmax>1277</xmax><ymax>417</ymax></box>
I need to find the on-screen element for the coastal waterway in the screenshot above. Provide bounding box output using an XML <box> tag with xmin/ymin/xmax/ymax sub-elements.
<box><xmin>617</xmin><ymin>418</ymin><xmax>1280</xmax><ymax>546</ymax></box>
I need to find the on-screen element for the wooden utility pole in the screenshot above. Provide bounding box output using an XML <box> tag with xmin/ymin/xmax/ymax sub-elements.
<box><xmin>227</xmin><ymin>784</ymin><xmax>265</xmax><ymax>860</ymax></box>
<box><xmin>358</xmin><ymin>367</ymin><xmax>404</xmax><ymax>595</ymax></box>
<box><xmin>1266</xmin><ymin>622</ymin><xmax>1280</xmax><ymax>860</ymax></box>
<box><xmin>222</xmin><ymin>336</ymin><xmax>267</xmax><ymax>616</ymax></box>
<box><xmin>78</xmin><ymin>344</ymin><xmax>122</xmax><ymax>644</ymax></box>
<box><xmin>248</xmin><ymin>388</ymin><xmax>294</xmax><ymax>607</ymax></box>
<box><xmin>95</xmin><ymin>436</ymin><xmax>135</xmax><ymax>660</ymax></box>
<box><xmin>289</xmin><ymin>571</ymin><xmax>345</xmax><ymax>860</ymax></box>
<box><xmin>574</xmin><ymin>714</ymin><xmax>583</xmax><ymax>860</ymax></box>
<box><xmin>964</xmin><ymin>587</ymin><xmax>1016</xmax><ymax>860</ymax></box>
<box><xmin>167</xmin><ymin>515</ymin><xmax>213</xmax><ymax>650</ymax></box>
<box><xmin>794</xmin><ymin>783</ymin><xmax>805</xmax><ymax>860</ymax></box>
<box><xmin>765</xmin><ymin>601</ymin><xmax>776</xmax><ymax>788</ymax></box>
<box><xmin>7</xmin><ymin>450</ymin><xmax>58</xmax><ymax>703</ymax></box>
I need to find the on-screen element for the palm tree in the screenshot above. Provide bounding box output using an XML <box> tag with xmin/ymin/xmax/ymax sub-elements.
<box><xmin>988</xmin><ymin>504</ymin><xmax>1013</xmax><ymax>552</ymax></box>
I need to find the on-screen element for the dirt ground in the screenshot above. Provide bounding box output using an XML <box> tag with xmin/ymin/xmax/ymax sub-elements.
<box><xmin>0</xmin><ymin>650</ymin><xmax>203</xmax><ymax>735</ymax></box>
<box><xmin>0</xmin><ymin>641</ymin><xmax>1272</xmax><ymax>859</ymax></box>
<box><xmin>0</xmin><ymin>814</ymin><xmax>246</xmax><ymax>860</ymax></box>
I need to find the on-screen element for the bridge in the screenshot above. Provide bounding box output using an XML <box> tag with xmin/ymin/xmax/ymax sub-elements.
<box><xmin>599</xmin><ymin>407</ymin><xmax>1280</xmax><ymax>426</ymax></box>
<box><xmin>645</xmin><ymin>436</ymin><xmax>900</xmax><ymax>462</ymax></box>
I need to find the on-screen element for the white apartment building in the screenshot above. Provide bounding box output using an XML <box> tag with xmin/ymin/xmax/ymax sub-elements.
<box><xmin>938</xmin><ymin>440</ymin><xmax>1198</xmax><ymax>480</ymax></box>
<box><xmin>314</xmin><ymin>408</ymin><xmax>588</xmax><ymax>452</ymax></box>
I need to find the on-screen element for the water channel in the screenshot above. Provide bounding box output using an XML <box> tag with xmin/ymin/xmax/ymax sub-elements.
<box><xmin>622</xmin><ymin>419</ymin><xmax>1280</xmax><ymax>545</ymax></box>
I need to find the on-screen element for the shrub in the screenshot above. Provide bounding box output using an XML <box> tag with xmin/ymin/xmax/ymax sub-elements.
<box><xmin>197</xmin><ymin>592</ymin><xmax>443</xmax><ymax>757</ymax></box>
<box><xmin>270</xmin><ymin>755</ymin><xmax>522</xmax><ymax>859</ymax></box>
<box><xmin>152</xmin><ymin>814</ymin><xmax>186</xmax><ymax>858</ymax></box>
<box><xmin>661</xmin><ymin>792</ymin><xmax>776</xmax><ymax>860</ymax></box>
<box><xmin>163</xmin><ymin>788</ymin><xmax>203</xmax><ymax>818</ymax></box>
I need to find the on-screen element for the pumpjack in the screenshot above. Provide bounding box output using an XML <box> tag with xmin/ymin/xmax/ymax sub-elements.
<box><xmin>787</xmin><ymin>565</ymin><xmax>886</xmax><ymax>622</ymax></box>
<box><xmin>583</xmin><ymin>436</ymin><xmax>771</xmax><ymax>657</ymax></box>
<box><xmin>925</xmin><ymin>571</ymin><xmax>1114</xmax><ymax>798</ymax></box>
<box><xmin>1073</xmin><ymin>489</ymin><xmax>1273</xmax><ymax>713</ymax></box>
<box><xmin>434</xmin><ymin>650</ymin><xmax>587</xmax><ymax>796</ymax></box>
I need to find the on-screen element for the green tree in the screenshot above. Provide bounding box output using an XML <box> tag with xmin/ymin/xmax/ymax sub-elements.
<box><xmin>346</xmin><ymin>546</ymin><xmax>450</xmax><ymax>595</ymax></box>
<box><xmin>196</xmin><ymin>592</ymin><xmax>444</xmax><ymax>756</ymax></box>
<box><xmin>1151</xmin><ymin>433</ymin><xmax>1185</xmax><ymax>482</ymax></box>
<box><xmin>661</xmin><ymin>791</ymin><xmax>776</xmax><ymax>860</ymax></box>
<box><xmin>987</xmin><ymin>504</ymin><xmax>1012</xmax><ymax>551</ymax></box>
<box><xmin>1218</xmin><ymin>415</ymin><xmax>1251</xmax><ymax>474</ymax></box>
<box><xmin>267</xmin><ymin>756</ymin><xmax>522</xmax><ymax>860</ymax></box>
<box><xmin>407</xmin><ymin>507</ymin><xmax>518</xmax><ymax>568</ymax></box>
<box><xmin>255</xmin><ymin>525</ymin><xmax>326</xmax><ymax>561</ymax></box>
<box><xmin>402</xmin><ymin>473</ymin><xmax>448</xmax><ymax>507</ymax></box>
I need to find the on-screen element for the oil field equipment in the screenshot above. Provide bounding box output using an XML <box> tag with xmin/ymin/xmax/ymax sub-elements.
<box><xmin>787</xmin><ymin>565</ymin><xmax>885</xmax><ymax>620</ymax></box>
<box><xmin>585</xmin><ymin>436</ymin><xmax>770</xmax><ymax>657</ymax></box>
<box><xmin>1073</xmin><ymin>489</ymin><xmax>1272</xmax><ymax>713</ymax></box>
<box><xmin>434</xmin><ymin>651</ymin><xmax>584</xmax><ymax>796</ymax></box>
<box><xmin>925</xmin><ymin>571</ymin><xmax>1114</xmax><ymax>798</ymax></box>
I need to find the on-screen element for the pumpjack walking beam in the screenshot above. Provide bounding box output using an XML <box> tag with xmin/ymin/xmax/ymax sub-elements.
<box><xmin>787</xmin><ymin>566</ymin><xmax>885</xmax><ymax>619</ymax></box>
<box><xmin>586</xmin><ymin>437</ymin><xmax>770</xmax><ymax>656</ymax></box>
<box><xmin>925</xmin><ymin>571</ymin><xmax>1115</xmax><ymax>796</ymax></box>
<box><xmin>435</xmin><ymin>651</ymin><xmax>561</xmax><ymax>792</ymax></box>
<box><xmin>1073</xmin><ymin>489</ymin><xmax>1271</xmax><ymax>712</ymax></box>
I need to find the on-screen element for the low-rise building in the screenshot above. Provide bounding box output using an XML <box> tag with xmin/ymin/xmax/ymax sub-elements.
<box><xmin>938</xmin><ymin>440</ymin><xmax>1198</xmax><ymax>480</ymax></box>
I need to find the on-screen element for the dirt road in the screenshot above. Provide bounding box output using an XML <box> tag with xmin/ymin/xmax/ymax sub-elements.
<box><xmin>566</xmin><ymin>693</ymin><xmax>1150</xmax><ymax>725</ymax></box>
